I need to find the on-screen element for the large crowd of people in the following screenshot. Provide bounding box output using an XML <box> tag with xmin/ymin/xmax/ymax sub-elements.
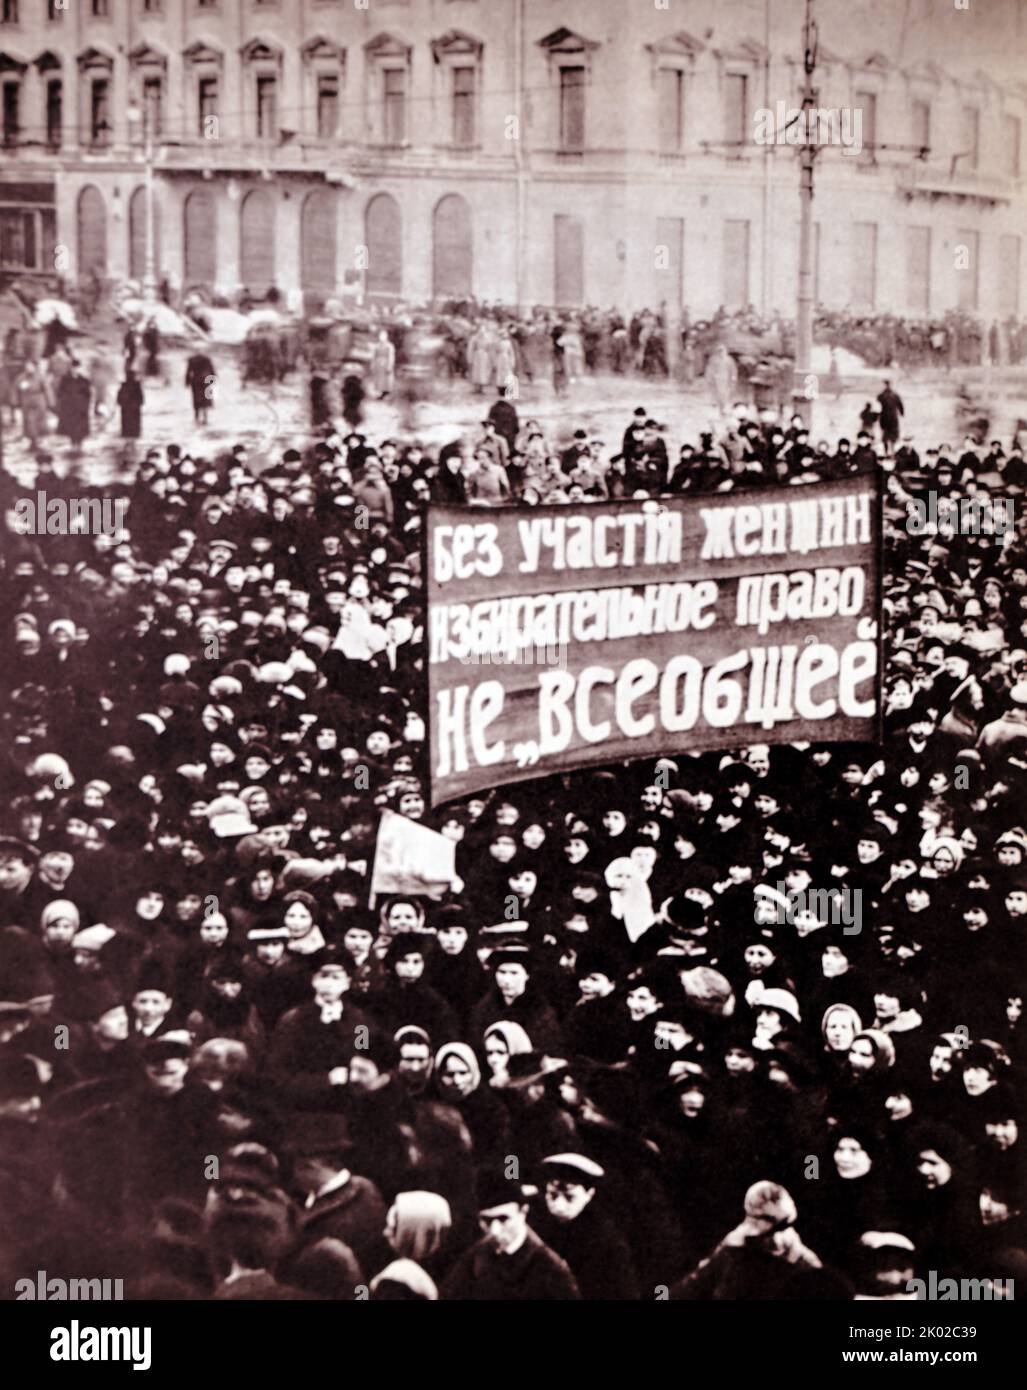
<box><xmin>0</xmin><ymin>375</ymin><xmax>1024</xmax><ymax>1301</ymax></box>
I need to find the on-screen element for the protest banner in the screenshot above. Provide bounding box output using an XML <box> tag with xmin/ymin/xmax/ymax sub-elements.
<box><xmin>369</xmin><ymin>809</ymin><xmax>458</xmax><ymax>906</ymax></box>
<box><xmin>427</xmin><ymin>474</ymin><xmax>881</xmax><ymax>804</ymax></box>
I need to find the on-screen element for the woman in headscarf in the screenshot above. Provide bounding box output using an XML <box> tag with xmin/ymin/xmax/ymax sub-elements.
<box><xmin>371</xmin><ymin>1190</ymin><xmax>452</xmax><ymax>1292</ymax></box>
<box><xmin>821</xmin><ymin>1003</ymin><xmax>864</xmax><ymax>1083</ymax></box>
<box><xmin>369</xmin><ymin>1259</ymin><xmax>439</xmax><ymax>1301</ymax></box>
<box><xmin>38</xmin><ymin>899</ymin><xmax>82</xmax><ymax>997</ymax></box>
<box><xmin>832</xmin><ymin>1028</ymin><xmax>897</xmax><ymax>1131</ymax></box>
<box><xmin>434</xmin><ymin>1041</ymin><xmax>511</xmax><ymax>1163</ymax></box>
<box><xmin>481</xmin><ymin>1020</ymin><xmax>533</xmax><ymax>1089</ymax></box>
<box><xmin>805</xmin><ymin>1124</ymin><xmax>901</xmax><ymax>1269</ymax></box>
<box><xmin>604</xmin><ymin>856</ymin><xmax>655</xmax><ymax>948</ymax></box>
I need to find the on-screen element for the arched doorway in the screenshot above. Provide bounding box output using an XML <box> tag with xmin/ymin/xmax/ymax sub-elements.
<box><xmin>128</xmin><ymin>186</ymin><xmax>162</xmax><ymax>283</ymax></box>
<box><xmin>364</xmin><ymin>192</ymin><xmax>401</xmax><ymax>301</ymax></box>
<box><xmin>76</xmin><ymin>185</ymin><xmax>107</xmax><ymax>277</ymax></box>
<box><xmin>183</xmin><ymin>188</ymin><xmax>216</xmax><ymax>287</ymax></box>
<box><xmin>239</xmin><ymin>187</ymin><xmax>275</xmax><ymax>294</ymax></box>
<box><xmin>301</xmin><ymin>189</ymin><xmax>337</xmax><ymax>293</ymax></box>
<box><xmin>432</xmin><ymin>193</ymin><xmax>472</xmax><ymax>301</ymax></box>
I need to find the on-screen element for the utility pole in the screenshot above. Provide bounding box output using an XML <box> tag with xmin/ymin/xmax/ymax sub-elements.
<box><xmin>793</xmin><ymin>0</ymin><xmax>817</xmax><ymax>426</ymax></box>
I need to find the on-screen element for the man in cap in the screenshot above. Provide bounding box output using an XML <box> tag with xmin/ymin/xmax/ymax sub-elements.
<box><xmin>442</xmin><ymin>1168</ymin><xmax>581</xmax><ymax>1300</ymax></box>
<box><xmin>530</xmin><ymin>1153</ymin><xmax>639</xmax><ymax>1299</ymax></box>
<box><xmin>0</xmin><ymin>837</ymin><xmax>40</xmax><ymax>925</ymax></box>
<box><xmin>672</xmin><ymin>1180</ymin><xmax>849</xmax><ymax>1298</ymax></box>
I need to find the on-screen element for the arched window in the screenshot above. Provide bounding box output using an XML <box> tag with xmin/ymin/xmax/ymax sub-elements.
<box><xmin>432</xmin><ymin>193</ymin><xmax>472</xmax><ymax>301</ymax></box>
<box><xmin>301</xmin><ymin>188</ymin><xmax>336</xmax><ymax>292</ymax></box>
<box><xmin>128</xmin><ymin>185</ymin><xmax>162</xmax><ymax>283</ymax></box>
<box><xmin>183</xmin><ymin>188</ymin><xmax>216</xmax><ymax>286</ymax></box>
<box><xmin>364</xmin><ymin>192</ymin><xmax>401</xmax><ymax>300</ymax></box>
<box><xmin>76</xmin><ymin>184</ymin><xmax>107</xmax><ymax>276</ymax></box>
<box><xmin>239</xmin><ymin>187</ymin><xmax>275</xmax><ymax>293</ymax></box>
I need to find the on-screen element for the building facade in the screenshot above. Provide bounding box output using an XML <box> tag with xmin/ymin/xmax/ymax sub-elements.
<box><xmin>1</xmin><ymin>0</ymin><xmax>1024</xmax><ymax>317</ymax></box>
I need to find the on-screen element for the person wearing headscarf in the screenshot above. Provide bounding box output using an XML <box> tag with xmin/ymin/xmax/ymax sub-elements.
<box><xmin>434</xmin><ymin>1041</ymin><xmax>511</xmax><ymax>1163</ymax></box>
<box><xmin>480</xmin><ymin>1020</ymin><xmax>534</xmax><ymax>1089</ymax></box>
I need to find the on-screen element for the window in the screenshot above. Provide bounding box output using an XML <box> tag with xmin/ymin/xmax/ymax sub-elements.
<box><xmin>46</xmin><ymin>78</ymin><xmax>61</xmax><ymax>148</ymax></box>
<box><xmin>957</xmin><ymin>228</ymin><xmax>979</xmax><ymax>309</ymax></box>
<box><xmin>723</xmin><ymin>219</ymin><xmax>750</xmax><ymax>309</ymax></box>
<box><xmin>47</xmin><ymin>0</ymin><xmax>62</xmax><ymax>19</ymax></box>
<box><xmin>256</xmin><ymin>75</ymin><xmax>277</xmax><ymax>139</ymax></box>
<box><xmin>198</xmin><ymin>76</ymin><xmax>218</xmax><ymax>135</ymax></box>
<box><xmin>2</xmin><ymin>80</ymin><xmax>18</xmax><ymax>148</ymax></box>
<box><xmin>962</xmin><ymin>106</ymin><xmax>979</xmax><ymax>170</ymax></box>
<box><xmin>723</xmin><ymin>73</ymin><xmax>747</xmax><ymax>146</ymax></box>
<box><xmin>90</xmin><ymin>79</ymin><xmax>111</xmax><ymax>147</ymax></box>
<box><xmin>143</xmin><ymin>76</ymin><xmax>163</xmax><ymax>138</ymax></box>
<box><xmin>383</xmin><ymin>67</ymin><xmax>405</xmax><ymax>144</ymax></box>
<box><xmin>559</xmin><ymin>65</ymin><xmax>585</xmax><ymax>151</ymax></box>
<box><xmin>911</xmin><ymin>98</ymin><xmax>930</xmax><ymax>153</ymax></box>
<box><xmin>999</xmin><ymin>234</ymin><xmax>1020</xmax><ymax>315</ymax></box>
<box><xmin>906</xmin><ymin>226</ymin><xmax>931</xmax><ymax>313</ymax></box>
<box><xmin>854</xmin><ymin>90</ymin><xmax>877</xmax><ymax>159</ymax></box>
<box><xmin>1004</xmin><ymin>114</ymin><xmax>1021</xmax><ymax>178</ymax></box>
<box><xmin>143</xmin><ymin>0</ymin><xmax>163</xmax><ymax>11</ymax></box>
<box><xmin>1</xmin><ymin>209</ymin><xmax>40</xmax><ymax>269</ymax></box>
<box><xmin>1</xmin><ymin>0</ymin><xmax>18</xmax><ymax>24</ymax></box>
<box><xmin>317</xmin><ymin>73</ymin><xmax>339</xmax><ymax>138</ymax></box>
<box><xmin>657</xmin><ymin>67</ymin><xmax>684</xmax><ymax>153</ymax></box>
<box><xmin>452</xmin><ymin>64</ymin><xmax>475</xmax><ymax>146</ymax></box>
<box><xmin>851</xmin><ymin>222</ymin><xmax>877</xmax><ymax>309</ymax></box>
<box><xmin>91</xmin><ymin>0</ymin><xmax>109</xmax><ymax>16</ymax></box>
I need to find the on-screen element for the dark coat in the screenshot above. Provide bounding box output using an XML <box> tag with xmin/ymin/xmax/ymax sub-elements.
<box><xmin>185</xmin><ymin>354</ymin><xmax>215</xmax><ymax>411</ymax></box>
<box><xmin>117</xmin><ymin>377</ymin><xmax>144</xmax><ymax>439</ymax></box>
<box><xmin>56</xmin><ymin>372</ymin><xmax>91</xmax><ymax>443</ymax></box>
<box><xmin>442</xmin><ymin>1227</ymin><xmax>581</xmax><ymax>1300</ymax></box>
<box><xmin>267</xmin><ymin>1000</ymin><xmax>372</xmax><ymax>1109</ymax></box>
<box><xmin>288</xmin><ymin>1173</ymin><xmax>391</xmax><ymax>1279</ymax></box>
<box><xmin>532</xmin><ymin>1201</ymin><xmax>640</xmax><ymax>1300</ymax></box>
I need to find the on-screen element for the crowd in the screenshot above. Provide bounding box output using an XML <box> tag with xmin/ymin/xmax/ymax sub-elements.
<box><xmin>0</xmin><ymin>382</ymin><xmax>1024</xmax><ymax>1302</ymax></box>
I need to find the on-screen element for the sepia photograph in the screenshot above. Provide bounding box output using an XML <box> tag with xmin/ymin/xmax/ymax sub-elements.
<box><xmin>0</xmin><ymin>0</ymin><xmax>1023</xmax><ymax>1363</ymax></box>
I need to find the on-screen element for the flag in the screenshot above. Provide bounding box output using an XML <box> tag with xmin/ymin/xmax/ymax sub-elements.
<box><xmin>369</xmin><ymin>810</ymin><xmax>457</xmax><ymax>908</ymax></box>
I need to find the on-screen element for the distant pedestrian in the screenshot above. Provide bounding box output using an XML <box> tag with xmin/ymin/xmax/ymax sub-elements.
<box><xmin>143</xmin><ymin>319</ymin><xmax>162</xmax><ymax>378</ymax></box>
<box><xmin>56</xmin><ymin>359</ymin><xmax>91</xmax><ymax>451</ymax></box>
<box><xmin>117</xmin><ymin>369</ymin><xmax>144</xmax><ymax>440</ymax></box>
<box><xmin>372</xmin><ymin>331</ymin><xmax>396</xmax><ymax>399</ymax></box>
<box><xmin>876</xmin><ymin>380</ymin><xmax>905</xmax><ymax>456</ymax></box>
<box><xmin>185</xmin><ymin>351</ymin><xmax>216</xmax><ymax>425</ymax></box>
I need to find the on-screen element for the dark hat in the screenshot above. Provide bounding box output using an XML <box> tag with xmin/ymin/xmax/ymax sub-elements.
<box><xmin>475</xmin><ymin>1167</ymin><xmax>527</xmax><ymax>1212</ymax></box>
<box><xmin>221</xmin><ymin>1142</ymin><xmax>283</xmax><ymax>1193</ymax></box>
<box><xmin>141</xmin><ymin>1032</ymin><xmax>192</xmax><ymax>1063</ymax></box>
<box><xmin>503</xmin><ymin>1052</ymin><xmax>567</xmax><ymax>1089</ymax></box>
<box><xmin>281</xmin><ymin>1111</ymin><xmax>353</xmax><ymax>1159</ymax></box>
<box><xmin>75</xmin><ymin>976</ymin><xmax>126</xmax><ymax>1022</ymax></box>
<box><xmin>134</xmin><ymin>957</ymin><xmax>174</xmax><ymax>998</ymax></box>
<box><xmin>0</xmin><ymin>836</ymin><xmax>40</xmax><ymax>863</ymax></box>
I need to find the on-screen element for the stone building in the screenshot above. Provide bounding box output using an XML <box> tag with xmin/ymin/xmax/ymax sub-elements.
<box><xmin>0</xmin><ymin>0</ymin><xmax>1024</xmax><ymax>316</ymax></box>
